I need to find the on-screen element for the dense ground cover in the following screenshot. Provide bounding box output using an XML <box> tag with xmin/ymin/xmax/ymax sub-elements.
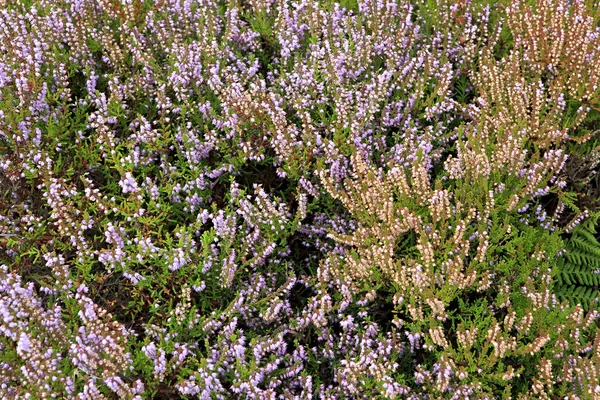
<box><xmin>1</xmin><ymin>0</ymin><xmax>600</xmax><ymax>398</ymax></box>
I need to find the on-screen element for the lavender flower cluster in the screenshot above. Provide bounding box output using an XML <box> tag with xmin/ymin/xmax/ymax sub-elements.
<box><xmin>1</xmin><ymin>0</ymin><xmax>600</xmax><ymax>398</ymax></box>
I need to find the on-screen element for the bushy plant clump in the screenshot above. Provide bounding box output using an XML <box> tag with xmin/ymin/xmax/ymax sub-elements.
<box><xmin>1</xmin><ymin>0</ymin><xmax>600</xmax><ymax>398</ymax></box>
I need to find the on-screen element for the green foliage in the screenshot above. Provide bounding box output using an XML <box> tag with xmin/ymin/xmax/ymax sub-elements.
<box><xmin>554</xmin><ymin>216</ymin><xmax>600</xmax><ymax>310</ymax></box>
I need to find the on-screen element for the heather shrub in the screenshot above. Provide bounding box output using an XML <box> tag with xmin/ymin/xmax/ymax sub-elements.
<box><xmin>1</xmin><ymin>0</ymin><xmax>599</xmax><ymax>399</ymax></box>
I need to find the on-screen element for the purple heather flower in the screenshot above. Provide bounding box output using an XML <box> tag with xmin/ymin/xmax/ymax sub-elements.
<box><xmin>16</xmin><ymin>333</ymin><xmax>31</xmax><ymax>354</ymax></box>
<box><xmin>119</xmin><ymin>172</ymin><xmax>139</xmax><ymax>194</ymax></box>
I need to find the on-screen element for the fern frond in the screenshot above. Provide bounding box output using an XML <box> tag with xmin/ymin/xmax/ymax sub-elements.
<box><xmin>557</xmin><ymin>190</ymin><xmax>580</xmax><ymax>213</ymax></box>
<box><xmin>565</xmin><ymin>248</ymin><xmax>600</xmax><ymax>268</ymax></box>
<box><xmin>553</xmin><ymin>219</ymin><xmax>600</xmax><ymax>310</ymax></box>
<box><xmin>554</xmin><ymin>284</ymin><xmax>600</xmax><ymax>309</ymax></box>
<box><xmin>571</xmin><ymin>228</ymin><xmax>600</xmax><ymax>248</ymax></box>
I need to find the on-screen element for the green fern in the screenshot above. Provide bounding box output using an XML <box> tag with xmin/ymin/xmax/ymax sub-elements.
<box><xmin>454</xmin><ymin>73</ymin><xmax>471</xmax><ymax>105</ymax></box>
<box><xmin>554</xmin><ymin>217</ymin><xmax>600</xmax><ymax>310</ymax></box>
